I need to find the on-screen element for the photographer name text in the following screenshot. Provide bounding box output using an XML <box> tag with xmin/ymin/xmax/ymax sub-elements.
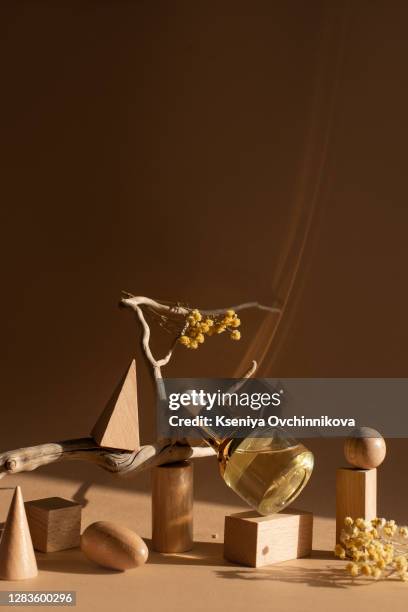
<box><xmin>167</xmin><ymin>415</ymin><xmax>356</xmax><ymax>428</ymax></box>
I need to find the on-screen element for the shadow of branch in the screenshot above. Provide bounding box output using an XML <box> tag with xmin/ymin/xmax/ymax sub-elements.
<box><xmin>215</xmin><ymin>564</ymin><xmax>377</xmax><ymax>589</ymax></box>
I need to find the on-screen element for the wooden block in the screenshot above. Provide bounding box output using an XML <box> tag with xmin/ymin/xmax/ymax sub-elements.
<box><xmin>336</xmin><ymin>467</ymin><xmax>377</xmax><ymax>542</ymax></box>
<box><xmin>91</xmin><ymin>359</ymin><xmax>140</xmax><ymax>452</ymax></box>
<box><xmin>224</xmin><ymin>509</ymin><xmax>313</xmax><ymax>567</ymax></box>
<box><xmin>25</xmin><ymin>497</ymin><xmax>81</xmax><ymax>553</ymax></box>
<box><xmin>152</xmin><ymin>461</ymin><xmax>193</xmax><ymax>553</ymax></box>
<box><xmin>0</xmin><ymin>486</ymin><xmax>38</xmax><ymax>580</ymax></box>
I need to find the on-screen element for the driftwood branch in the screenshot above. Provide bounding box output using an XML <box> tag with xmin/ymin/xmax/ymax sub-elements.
<box><xmin>0</xmin><ymin>293</ymin><xmax>262</xmax><ymax>481</ymax></box>
<box><xmin>0</xmin><ymin>360</ymin><xmax>258</xmax><ymax>480</ymax></box>
<box><xmin>0</xmin><ymin>439</ymin><xmax>216</xmax><ymax>480</ymax></box>
<box><xmin>120</xmin><ymin>293</ymin><xmax>280</xmax><ymax>380</ymax></box>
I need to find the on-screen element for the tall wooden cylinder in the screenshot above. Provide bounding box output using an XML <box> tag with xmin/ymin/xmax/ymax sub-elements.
<box><xmin>152</xmin><ymin>461</ymin><xmax>193</xmax><ymax>553</ymax></box>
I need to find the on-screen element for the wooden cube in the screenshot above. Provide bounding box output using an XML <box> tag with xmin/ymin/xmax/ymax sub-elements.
<box><xmin>224</xmin><ymin>509</ymin><xmax>313</xmax><ymax>567</ymax></box>
<box><xmin>336</xmin><ymin>467</ymin><xmax>377</xmax><ymax>542</ymax></box>
<box><xmin>25</xmin><ymin>497</ymin><xmax>81</xmax><ymax>553</ymax></box>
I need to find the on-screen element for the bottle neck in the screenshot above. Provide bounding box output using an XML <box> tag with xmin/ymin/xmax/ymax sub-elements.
<box><xmin>204</xmin><ymin>433</ymin><xmax>221</xmax><ymax>451</ymax></box>
<box><xmin>203</xmin><ymin>431</ymin><xmax>234</xmax><ymax>469</ymax></box>
<box><xmin>201</xmin><ymin>423</ymin><xmax>223</xmax><ymax>449</ymax></box>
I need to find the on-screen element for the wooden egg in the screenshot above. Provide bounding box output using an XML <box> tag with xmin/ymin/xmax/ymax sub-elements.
<box><xmin>344</xmin><ymin>427</ymin><xmax>386</xmax><ymax>469</ymax></box>
<box><xmin>81</xmin><ymin>521</ymin><xmax>148</xmax><ymax>570</ymax></box>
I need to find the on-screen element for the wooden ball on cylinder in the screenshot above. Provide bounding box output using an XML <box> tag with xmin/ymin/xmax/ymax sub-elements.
<box><xmin>344</xmin><ymin>427</ymin><xmax>386</xmax><ymax>469</ymax></box>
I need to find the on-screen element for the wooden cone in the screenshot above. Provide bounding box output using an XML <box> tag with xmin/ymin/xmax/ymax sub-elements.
<box><xmin>0</xmin><ymin>486</ymin><xmax>38</xmax><ymax>580</ymax></box>
<box><xmin>91</xmin><ymin>359</ymin><xmax>140</xmax><ymax>452</ymax></box>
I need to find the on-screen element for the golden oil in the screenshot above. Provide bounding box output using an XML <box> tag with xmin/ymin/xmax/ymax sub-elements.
<box><xmin>209</xmin><ymin>430</ymin><xmax>314</xmax><ymax>515</ymax></box>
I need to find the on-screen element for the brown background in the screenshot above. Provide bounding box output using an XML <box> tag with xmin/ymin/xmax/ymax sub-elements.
<box><xmin>1</xmin><ymin>1</ymin><xmax>408</xmax><ymax>521</ymax></box>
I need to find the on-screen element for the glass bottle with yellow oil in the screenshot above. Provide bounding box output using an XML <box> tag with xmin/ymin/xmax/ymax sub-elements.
<box><xmin>206</xmin><ymin>427</ymin><xmax>314</xmax><ymax>515</ymax></box>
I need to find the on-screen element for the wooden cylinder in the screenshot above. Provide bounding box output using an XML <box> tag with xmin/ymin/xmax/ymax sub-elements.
<box><xmin>152</xmin><ymin>461</ymin><xmax>193</xmax><ymax>553</ymax></box>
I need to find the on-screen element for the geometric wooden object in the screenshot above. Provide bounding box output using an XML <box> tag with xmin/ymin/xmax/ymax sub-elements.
<box><xmin>152</xmin><ymin>461</ymin><xmax>193</xmax><ymax>553</ymax></box>
<box><xmin>81</xmin><ymin>521</ymin><xmax>148</xmax><ymax>570</ymax></box>
<box><xmin>25</xmin><ymin>497</ymin><xmax>81</xmax><ymax>553</ymax></box>
<box><xmin>336</xmin><ymin>468</ymin><xmax>377</xmax><ymax>543</ymax></box>
<box><xmin>91</xmin><ymin>359</ymin><xmax>140</xmax><ymax>452</ymax></box>
<box><xmin>344</xmin><ymin>428</ymin><xmax>386</xmax><ymax>469</ymax></box>
<box><xmin>0</xmin><ymin>486</ymin><xmax>38</xmax><ymax>580</ymax></box>
<box><xmin>224</xmin><ymin>509</ymin><xmax>313</xmax><ymax>567</ymax></box>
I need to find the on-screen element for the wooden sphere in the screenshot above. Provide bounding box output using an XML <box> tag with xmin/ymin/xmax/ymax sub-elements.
<box><xmin>344</xmin><ymin>427</ymin><xmax>386</xmax><ymax>469</ymax></box>
<box><xmin>81</xmin><ymin>521</ymin><xmax>148</xmax><ymax>570</ymax></box>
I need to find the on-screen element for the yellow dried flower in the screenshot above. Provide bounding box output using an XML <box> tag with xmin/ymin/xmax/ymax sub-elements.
<box><xmin>179</xmin><ymin>307</ymin><xmax>243</xmax><ymax>349</ymax></box>
<box><xmin>346</xmin><ymin>563</ymin><xmax>360</xmax><ymax>577</ymax></box>
<box><xmin>384</xmin><ymin>521</ymin><xmax>397</xmax><ymax>537</ymax></box>
<box><xmin>351</xmin><ymin>550</ymin><xmax>361</xmax><ymax>562</ymax></box>
<box><xmin>361</xmin><ymin>563</ymin><xmax>372</xmax><ymax>576</ymax></box>
<box><xmin>334</xmin><ymin>544</ymin><xmax>346</xmax><ymax>559</ymax></box>
<box><xmin>395</xmin><ymin>556</ymin><xmax>408</xmax><ymax>571</ymax></box>
<box><xmin>354</xmin><ymin>537</ymin><xmax>366</xmax><ymax>548</ymax></box>
<box><xmin>355</xmin><ymin>518</ymin><xmax>371</xmax><ymax>531</ymax></box>
<box><xmin>339</xmin><ymin>516</ymin><xmax>408</xmax><ymax>583</ymax></box>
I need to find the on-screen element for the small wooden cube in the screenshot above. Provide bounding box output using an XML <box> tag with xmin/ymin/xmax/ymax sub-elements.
<box><xmin>25</xmin><ymin>497</ymin><xmax>81</xmax><ymax>553</ymax></box>
<box><xmin>224</xmin><ymin>509</ymin><xmax>313</xmax><ymax>567</ymax></box>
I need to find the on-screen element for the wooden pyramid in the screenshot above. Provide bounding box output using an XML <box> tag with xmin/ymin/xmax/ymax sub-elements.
<box><xmin>0</xmin><ymin>486</ymin><xmax>38</xmax><ymax>580</ymax></box>
<box><xmin>91</xmin><ymin>359</ymin><xmax>140</xmax><ymax>451</ymax></box>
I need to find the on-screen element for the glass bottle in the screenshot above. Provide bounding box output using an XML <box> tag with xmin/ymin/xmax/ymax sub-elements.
<box><xmin>205</xmin><ymin>427</ymin><xmax>314</xmax><ymax>515</ymax></box>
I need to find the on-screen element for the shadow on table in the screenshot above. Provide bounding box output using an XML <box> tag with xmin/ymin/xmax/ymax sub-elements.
<box><xmin>146</xmin><ymin>541</ymin><xmax>380</xmax><ymax>589</ymax></box>
<box><xmin>310</xmin><ymin>549</ymin><xmax>335</xmax><ymax>560</ymax></box>
<box><xmin>71</xmin><ymin>482</ymin><xmax>92</xmax><ymax>507</ymax></box>
<box><xmin>145</xmin><ymin>539</ymin><xmax>229</xmax><ymax>567</ymax></box>
<box><xmin>146</xmin><ymin>543</ymin><xmax>344</xmax><ymax>576</ymax></box>
<box><xmin>215</xmin><ymin>560</ymin><xmax>377</xmax><ymax>589</ymax></box>
<box><xmin>36</xmin><ymin>549</ymin><xmax>119</xmax><ymax>576</ymax></box>
<box><xmin>36</xmin><ymin>545</ymin><xmax>378</xmax><ymax>588</ymax></box>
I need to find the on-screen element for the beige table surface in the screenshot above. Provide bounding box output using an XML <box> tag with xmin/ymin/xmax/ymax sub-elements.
<box><xmin>0</xmin><ymin>471</ymin><xmax>406</xmax><ymax>612</ymax></box>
